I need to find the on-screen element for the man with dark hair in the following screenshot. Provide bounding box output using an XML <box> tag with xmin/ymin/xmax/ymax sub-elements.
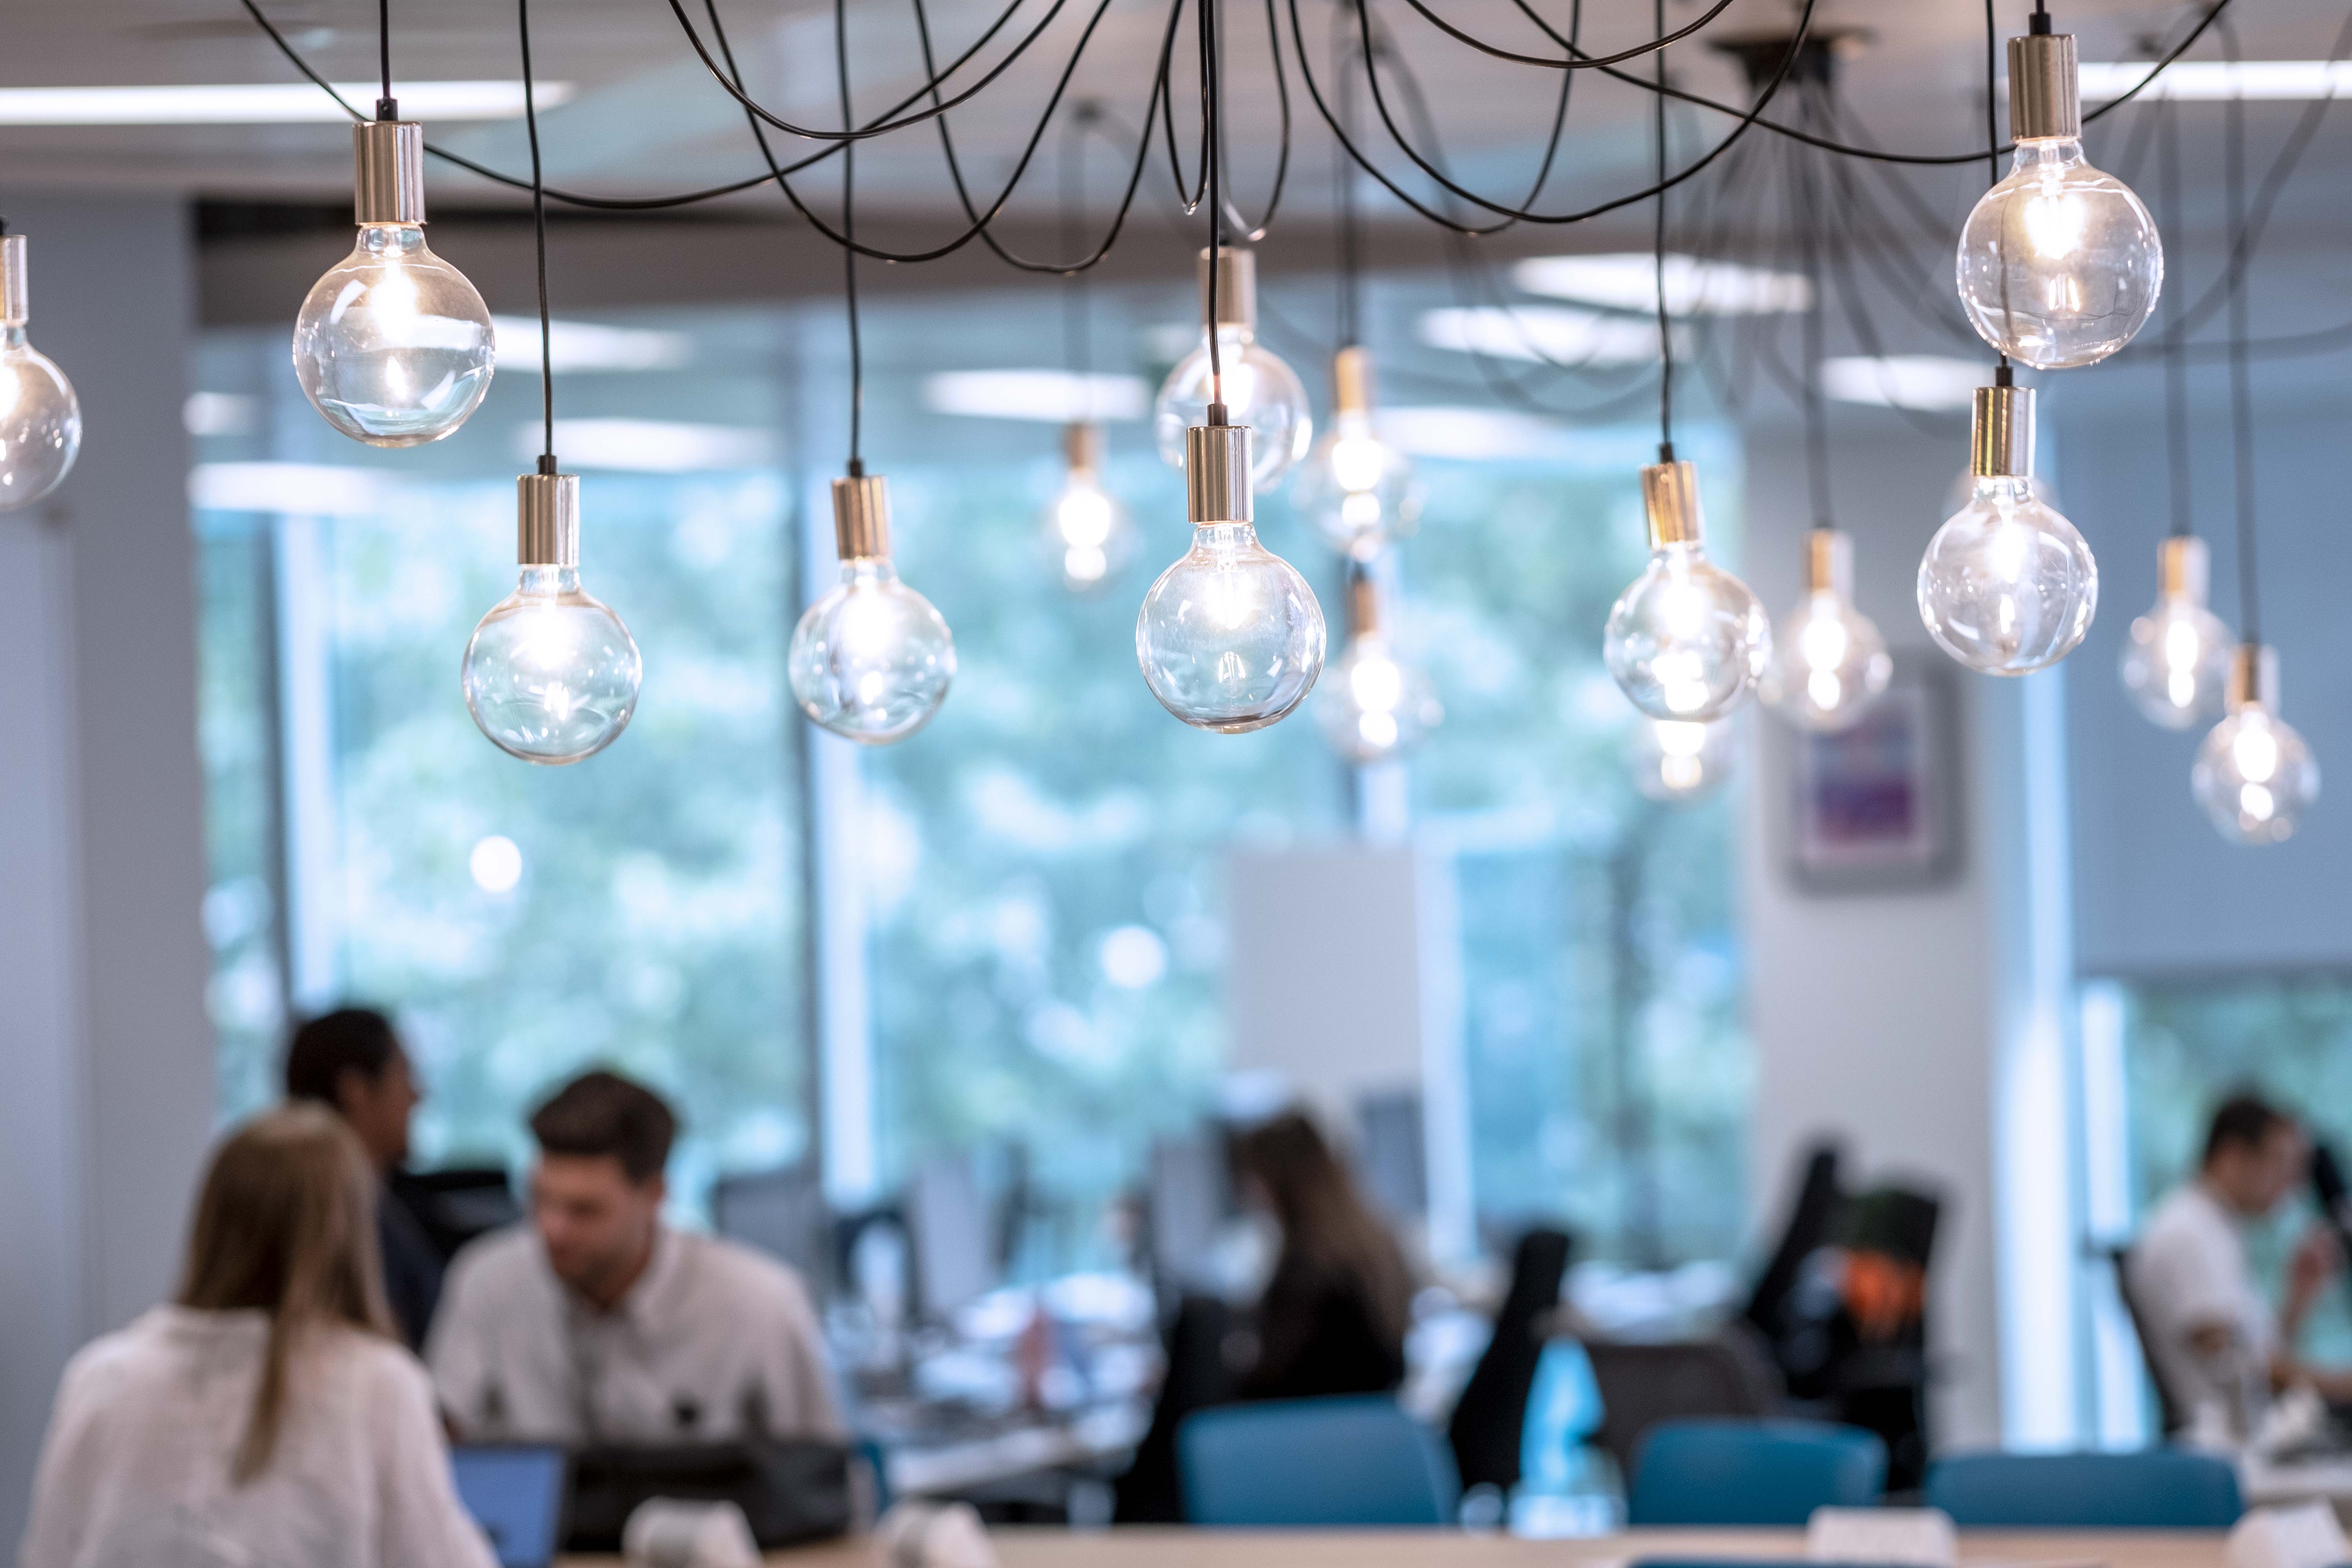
<box><xmin>2129</xmin><ymin>1091</ymin><xmax>2349</xmax><ymax>1435</ymax></box>
<box><xmin>283</xmin><ymin>1006</ymin><xmax>443</xmax><ymax>1349</ymax></box>
<box><xmin>426</xmin><ymin>1070</ymin><xmax>841</xmax><ymax>1445</ymax></box>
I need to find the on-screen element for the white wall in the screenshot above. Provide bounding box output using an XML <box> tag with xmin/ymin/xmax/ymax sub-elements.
<box><xmin>0</xmin><ymin>193</ymin><xmax>214</xmax><ymax>1544</ymax></box>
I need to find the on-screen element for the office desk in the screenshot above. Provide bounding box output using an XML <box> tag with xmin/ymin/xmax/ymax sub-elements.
<box><xmin>559</xmin><ymin>1523</ymin><xmax>2232</xmax><ymax>1568</ymax></box>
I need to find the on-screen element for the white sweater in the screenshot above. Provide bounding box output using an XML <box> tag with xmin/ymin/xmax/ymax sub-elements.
<box><xmin>20</xmin><ymin>1306</ymin><xmax>496</xmax><ymax>1568</ymax></box>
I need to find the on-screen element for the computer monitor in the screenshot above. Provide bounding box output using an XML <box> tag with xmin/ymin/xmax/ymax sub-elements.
<box><xmin>1148</xmin><ymin>1129</ymin><xmax>1232</xmax><ymax>1290</ymax></box>
<box><xmin>906</xmin><ymin>1151</ymin><xmax>995</xmax><ymax>1321</ymax></box>
<box><xmin>711</xmin><ymin>1165</ymin><xmax>833</xmax><ymax>1298</ymax></box>
<box><xmin>450</xmin><ymin>1445</ymin><xmax>568</xmax><ymax>1568</ymax></box>
<box><xmin>1354</xmin><ymin>1088</ymin><xmax>1427</xmax><ymax>1221</ymax></box>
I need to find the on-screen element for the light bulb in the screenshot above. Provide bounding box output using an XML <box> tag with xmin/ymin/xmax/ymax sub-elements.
<box><xmin>1919</xmin><ymin>381</ymin><xmax>2096</xmax><ymax>674</ymax></box>
<box><xmin>0</xmin><ymin>234</ymin><xmax>80</xmax><ymax>510</ymax></box>
<box><xmin>1043</xmin><ymin>422</ymin><xmax>1136</xmax><ymax>592</ymax></box>
<box><xmin>2192</xmin><ymin>644</ymin><xmax>2318</xmax><ymax>846</ymax></box>
<box><xmin>1762</xmin><ymin>529</ymin><xmax>1891</xmax><ymax>731</ymax></box>
<box><xmin>2120</xmin><ymin>535</ymin><xmax>2232</xmax><ymax>728</ymax></box>
<box><xmin>463</xmin><ymin>469</ymin><xmax>642</xmax><ymax>764</ymax></box>
<box><xmin>1633</xmin><ymin>715</ymin><xmax>1734</xmax><ymax>804</ymax></box>
<box><xmin>1604</xmin><ymin>457</ymin><xmax>1770</xmax><ymax>720</ymax></box>
<box><xmin>790</xmin><ymin>471</ymin><xmax>956</xmax><ymax>744</ymax></box>
<box><xmin>293</xmin><ymin>119</ymin><xmax>494</xmax><ymax>447</ymax></box>
<box><xmin>1315</xmin><ymin>569</ymin><xmax>1441</xmax><ymax>763</ymax></box>
<box><xmin>1295</xmin><ymin>347</ymin><xmax>1419</xmax><ymax>559</ymax></box>
<box><xmin>1138</xmin><ymin>421</ymin><xmax>1325</xmax><ymax>731</ymax></box>
<box><xmin>1153</xmin><ymin>249</ymin><xmax>1311</xmax><ymax>489</ymax></box>
<box><xmin>1955</xmin><ymin>31</ymin><xmax>2161</xmax><ymax>368</ymax></box>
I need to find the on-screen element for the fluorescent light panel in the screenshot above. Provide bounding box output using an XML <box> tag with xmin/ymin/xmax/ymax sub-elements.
<box><xmin>1513</xmin><ymin>253</ymin><xmax>1811</xmax><ymax>316</ymax></box>
<box><xmin>190</xmin><ymin>462</ymin><xmax>392</xmax><ymax>515</ymax></box>
<box><xmin>1419</xmin><ymin>304</ymin><xmax>1669</xmax><ymax>367</ymax></box>
<box><xmin>923</xmin><ymin>370</ymin><xmax>1150</xmax><ymax>423</ymax></box>
<box><xmin>488</xmin><ymin>317</ymin><xmax>694</xmax><ymax>374</ymax></box>
<box><xmin>1820</xmin><ymin>355</ymin><xmax>1984</xmax><ymax>412</ymax></box>
<box><xmin>2077</xmin><ymin>61</ymin><xmax>2352</xmax><ymax>101</ymax></box>
<box><xmin>0</xmin><ymin>81</ymin><xmax>572</xmax><ymax>125</ymax></box>
<box><xmin>523</xmin><ymin>419</ymin><xmax>774</xmax><ymax>472</ymax></box>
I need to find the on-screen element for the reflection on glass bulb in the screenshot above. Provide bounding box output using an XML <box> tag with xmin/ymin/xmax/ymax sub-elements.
<box><xmin>791</xmin><ymin>559</ymin><xmax>956</xmax><ymax>744</ymax></box>
<box><xmin>2194</xmin><ymin>701</ymin><xmax>2318</xmax><ymax>848</ymax></box>
<box><xmin>0</xmin><ymin>234</ymin><xmax>80</xmax><ymax>510</ymax></box>
<box><xmin>1604</xmin><ymin>461</ymin><xmax>1770</xmax><ymax>721</ymax></box>
<box><xmin>1918</xmin><ymin>475</ymin><xmax>2096</xmax><ymax>674</ymax></box>
<box><xmin>1956</xmin><ymin>137</ymin><xmax>2161</xmax><ymax>369</ymax></box>
<box><xmin>1761</xmin><ymin>531</ymin><xmax>1891</xmax><ymax>732</ymax></box>
<box><xmin>463</xmin><ymin>564</ymin><xmax>642</xmax><ymax>764</ymax></box>
<box><xmin>294</xmin><ymin>222</ymin><xmax>494</xmax><ymax>446</ymax></box>
<box><xmin>2120</xmin><ymin>537</ymin><xmax>2231</xmax><ymax>728</ymax></box>
<box><xmin>1316</xmin><ymin>630</ymin><xmax>1441</xmax><ymax>764</ymax></box>
<box><xmin>1632</xmin><ymin>716</ymin><xmax>1733</xmax><ymax>804</ymax></box>
<box><xmin>1297</xmin><ymin>410</ymin><xmax>1421</xmax><ymax>559</ymax></box>
<box><xmin>1154</xmin><ymin>326</ymin><xmax>1312</xmax><ymax>489</ymax></box>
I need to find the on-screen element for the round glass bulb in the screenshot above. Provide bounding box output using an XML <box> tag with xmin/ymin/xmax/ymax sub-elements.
<box><xmin>1295</xmin><ymin>410</ymin><xmax>1420</xmax><ymax>559</ymax></box>
<box><xmin>2193</xmin><ymin>706</ymin><xmax>2318</xmax><ymax>847</ymax></box>
<box><xmin>1633</xmin><ymin>717</ymin><xmax>1734</xmax><ymax>804</ymax></box>
<box><xmin>1153</xmin><ymin>328</ymin><xmax>1312</xmax><ymax>489</ymax></box>
<box><xmin>1604</xmin><ymin>544</ymin><xmax>1771</xmax><ymax>721</ymax></box>
<box><xmin>1043</xmin><ymin>471</ymin><xmax>1136</xmax><ymax>592</ymax></box>
<box><xmin>462</xmin><ymin>565</ymin><xmax>642</xmax><ymax>764</ymax></box>
<box><xmin>1918</xmin><ymin>476</ymin><xmax>2097</xmax><ymax>675</ymax></box>
<box><xmin>1315</xmin><ymin>630</ymin><xmax>1441</xmax><ymax>763</ymax></box>
<box><xmin>1762</xmin><ymin>590</ymin><xmax>1892</xmax><ymax>732</ymax></box>
<box><xmin>0</xmin><ymin>324</ymin><xmax>80</xmax><ymax>510</ymax></box>
<box><xmin>1955</xmin><ymin>138</ymin><xmax>2162</xmax><ymax>370</ymax></box>
<box><xmin>2120</xmin><ymin>590</ymin><xmax>2231</xmax><ymax>730</ymax></box>
<box><xmin>1137</xmin><ymin>522</ymin><xmax>1326</xmax><ymax>732</ymax></box>
<box><xmin>294</xmin><ymin>223</ymin><xmax>494</xmax><ymax>447</ymax></box>
<box><xmin>789</xmin><ymin>559</ymin><xmax>956</xmax><ymax>744</ymax></box>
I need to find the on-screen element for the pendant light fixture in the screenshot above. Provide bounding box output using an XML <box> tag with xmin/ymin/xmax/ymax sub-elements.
<box><xmin>1953</xmin><ymin>7</ymin><xmax>2161</xmax><ymax>369</ymax></box>
<box><xmin>0</xmin><ymin>227</ymin><xmax>82</xmax><ymax>510</ymax></box>
<box><xmin>1043</xmin><ymin>420</ymin><xmax>1133</xmax><ymax>592</ymax></box>
<box><xmin>1316</xmin><ymin>564</ymin><xmax>1440</xmax><ymax>764</ymax></box>
<box><xmin>1632</xmin><ymin>717</ymin><xmax>1733</xmax><ymax>804</ymax></box>
<box><xmin>291</xmin><ymin>5</ymin><xmax>494</xmax><ymax>447</ymax></box>
<box><xmin>1604</xmin><ymin>36</ymin><xmax>1768</xmax><ymax>723</ymax></box>
<box><xmin>461</xmin><ymin>0</ymin><xmax>639</xmax><ymax>764</ymax></box>
<box><xmin>1151</xmin><ymin>246</ymin><xmax>1312</xmax><ymax>490</ymax></box>
<box><xmin>1137</xmin><ymin>0</ymin><xmax>1324</xmax><ymax>731</ymax></box>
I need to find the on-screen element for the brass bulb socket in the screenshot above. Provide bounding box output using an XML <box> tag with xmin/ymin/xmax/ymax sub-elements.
<box><xmin>1805</xmin><ymin>527</ymin><xmax>1853</xmax><ymax>597</ymax></box>
<box><xmin>2159</xmin><ymin>535</ymin><xmax>2209</xmax><ymax>602</ymax></box>
<box><xmin>2009</xmin><ymin>33</ymin><xmax>2082</xmax><ymax>143</ymax></box>
<box><xmin>1185</xmin><ymin>424</ymin><xmax>1254</xmax><ymax>524</ymax></box>
<box><xmin>0</xmin><ymin>234</ymin><xmax>27</xmax><ymax>326</ymax></box>
<box><xmin>1641</xmin><ymin>459</ymin><xmax>1705</xmax><ymax>549</ymax></box>
<box><xmin>1196</xmin><ymin>247</ymin><xmax>1256</xmax><ymax>332</ymax></box>
<box><xmin>1063</xmin><ymin>420</ymin><xmax>1104</xmax><ymax>475</ymax></box>
<box><xmin>833</xmin><ymin>473</ymin><xmax>892</xmax><ymax>560</ymax></box>
<box><xmin>354</xmin><ymin>120</ymin><xmax>427</xmax><ymax>226</ymax></box>
<box><xmin>1971</xmin><ymin>383</ymin><xmax>2035</xmax><ymax>479</ymax></box>
<box><xmin>1347</xmin><ymin>568</ymin><xmax>1381</xmax><ymax>637</ymax></box>
<box><xmin>2227</xmin><ymin>643</ymin><xmax>2277</xmax><ymax>715</ymax></box>
<box><xmin>1332</xmin><ymin>345</ymin><xmax>1375</xmax><ymax>417</ymax></box>
<box><xmin>517</xmin><ymin>471</ymin><xmax>580</xmax><ymax>567</ymax></box>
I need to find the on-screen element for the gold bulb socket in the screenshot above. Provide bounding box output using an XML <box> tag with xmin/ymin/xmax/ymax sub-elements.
<box><xmin>2009</xmin><ymin>33</ymin><xmax>2081</xmax><ymax>143</ymax></box>
<box><xmin>0</xmin><ymin>234</ymin><xmax>27</xmax><ymax>326</ymax></box>
<box><xmin>1063</xmin><ymin>420</ymin><xmax>1104</xmax><ymax>475</ymax></box>
<box><xmin>1641</xmin><ymin>459</ymin><xmax>1705</xmax><ymax>549</ymax></box>
<box><xmin>1347</xmin><ymin>568</ymin><xmax>1381</xmax><ymax>637</ymax></box>
<box><xmin>1332</xmin><ymin>345</ymin><xmax>1375</xmax><ymax>417</ymax></box>
<box><xmin>2227</xmin><ymin>643</ymin><xmax>2277</xmax><ymax>715</ymax></box>
<box><xmin>517</xmin><ymin>471</ymin><xmax>580</xmax><ymax>568</ymax></box>
<box><xmin>833</xmin><ymin>473</ymin><xmax>893</xmax><ymax>561</ymax></box>
<box><xmin>1971</xmin><ymin>383</ymin><xmax>2036</xmax><ymax>479</ymax></box>
<box><xmin>1196</xmin><ymin>247</ymin><xmax>1256</xmax><ymax>332</ymax></box>
<box><xmin>1805</xmin><ymin>528</ymin><xmax>1853</xmax><ymax>598</ymax></box>
<box><xmin>354</xmin><ymin>120</ymin><xmax>428</xmax><ymax>227</ymax></box>
<box><xmin>1185</xmin><ymin>424</ymin><xmax>1255</xmax><ymax>524</ymax></box>
<box><xmin>2158</xmin><ymin>535</ymin><xmax>2209</xmax><ymax>603</ymax></box>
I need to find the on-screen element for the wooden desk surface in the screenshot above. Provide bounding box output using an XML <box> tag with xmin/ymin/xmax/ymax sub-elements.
<box><xmin>561</xmin><ymin>1523</ymin><xmax>2232</xmax><ymax>1568</ymax></box>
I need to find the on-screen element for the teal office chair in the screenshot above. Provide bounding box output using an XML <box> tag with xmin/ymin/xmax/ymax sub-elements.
<box><xmin>1178</xmin><ymin>1395</ymin><xmax>1461</xmax><ymax>1526</ymax></box>
<box><xmin>1627</xmin><ymin>1418</ymin><xmax>1887</xmax><ymax>1526</ymax></box>
<box><xmin>1925</xmin><ymin>1450</ymin><xmax>2242</xmax><ymax>1528</ymax></box>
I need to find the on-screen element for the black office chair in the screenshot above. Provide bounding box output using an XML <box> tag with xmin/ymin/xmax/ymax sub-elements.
<box><xmin>1448</xmin><ymin>1227</ymin><xmax>1573</xmax><ymax>1493</ymax></box>
<box><xmin>2107</xmin><ymin>1245</ymin><xmax>2187</xmax><ymax>1436</ymax></box>
<box><xmin>388</xmin><ymin>1167</ymin><xmax>521</xmax><ymax>1262</ymax></box>
<box><xmin>1584</xmin><ymin>1333</ymin><xmax>1780</xmax><ymax>1482</ymax></box>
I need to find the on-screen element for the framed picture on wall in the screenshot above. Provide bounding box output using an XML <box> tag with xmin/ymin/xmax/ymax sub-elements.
<box><xmin>1788</xmin><ymin>653</ymin><xmax>1960</xmax><ymax>893</ymax></box>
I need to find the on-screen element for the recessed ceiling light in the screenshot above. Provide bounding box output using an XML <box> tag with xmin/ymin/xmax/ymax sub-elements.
<box><xmin>0</xmin><ymin>81</ymin><xmax>571</xmax><ymax>125</ymax></box>
<box><xmin>1820</xmin><ymin>356</ymin><xmax>1984</xmax><ymax>412</ymax></box>
<box><xmin>2077</xmin><ymin>61</ymin><xmax>2352</xmax><ymax>100</ymax></box>
<box><xmin>1512</xmin><ymin>253</ymin><xmax>1811</xmax><ymax>316</ymax></box>
<box><xmin>922</xmin><ymin>370</ymin><xmax>1150</xmax><ymax>423</ymax></box>
<box><xmin>1418</xmin><ymin>304</ymin><xmax>1670</xmax><ymax>366</ymax></box>
<box><xmin>517</xmin><ymin>419</ymin><xmax>774</xmax><ymax>472</ymax></box>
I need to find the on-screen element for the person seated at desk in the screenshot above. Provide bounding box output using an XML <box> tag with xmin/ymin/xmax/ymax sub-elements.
<box><xmin>2130</xmin><ymin>1092</ymin><xmax>2351</xmax><ymax>1437</ymax></box>
<box><xmin>285</xmin><ymin>1005</ymin><xmax>443</xmax><ymax>1350</ymax></box>
<box><xmin>428</xmin><ymin>1069</ymin><xmax>844</xmax><ymax>1445</ymax></box>
<box><xmin>20</xmin><ymin>1105</ymin><xmax>494</xmax><ymax>1568</ymax></box>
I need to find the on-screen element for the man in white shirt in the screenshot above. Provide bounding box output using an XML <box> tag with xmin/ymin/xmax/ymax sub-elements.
<box><xmin>428</xmin><ymin>1071</ymin><xmax>846</xmax><ymax>1445</ymax></box>
<box><xmin>2129</xmin><ymin>1093</ymin><xmax>2347</xmax><ymax>1437</ymax></box>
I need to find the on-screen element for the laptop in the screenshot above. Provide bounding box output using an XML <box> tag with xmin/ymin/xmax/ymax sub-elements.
<box><xmin>450</xmin><ymin>1445</ymin><xmax>569</xmax><ymax>1568</ymax></box>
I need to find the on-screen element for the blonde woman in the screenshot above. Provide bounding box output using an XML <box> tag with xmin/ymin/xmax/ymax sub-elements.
<box><xmin>20</xmin><ymin>1104</ymin><xmax>495</xmax><ymax>1568</ymax></box>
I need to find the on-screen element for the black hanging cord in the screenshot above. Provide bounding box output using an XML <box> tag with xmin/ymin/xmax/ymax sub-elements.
<box><xmin>838</xmin><ymin>0</ymin><xmax>864</xmax><ymax>473</ymax></box>
<box><xmin>1796</xmin><ymin>87</ymin><xmax>1831</xmax><ymax>532</ymax></box>
<box><xmin>1334</xmin><ymin>44</ymin><xmax>1362</xmax><ymax>351</ymax></box>
<box><xmin>2222</xmin><ymin>21</ymin><xmax>2259</xmax><ymax>641</ymax></box>
<box><xmin>1060</xmin><ymin>101</ymin><xmax>1096</xmax><ymax>407</ymax></box>
<box><xmin>1203</xmin><ymin>0</ymin><xmax>1226</xmax><ymax>417</ymax></box>
<box><xmin>1983</xmin><ymin>0</ymin><xmax>2010</xmax><ymax>377</ymax></box>
<box><xmin>1653</xmin><ymin>0</ymin><xmax>1673</xmax><ymax>461</ymax></box>
<box><xmin>377</xmin><ymin>0</ymin><xmax>395</xmax><ymax>118</ymax></box>
<box><xmin>517</xmin><ymin>0</ymin><xmax>554</xmax><ymax>465</ymax></box>
<box><xmin>2158</xmin><ymin>97</ymin><xmax>2192</xmax><ymax>540</ymax></box>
